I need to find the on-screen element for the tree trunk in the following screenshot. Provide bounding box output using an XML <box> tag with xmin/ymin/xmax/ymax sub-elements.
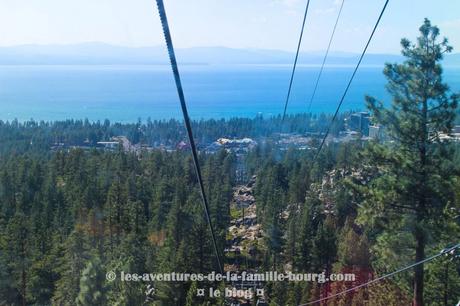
<box><xmin>21</xmin><ymin>243</ymin><xmax>27</xmax><ymax>306</ymax></box>
<box><xmin>413</xmin><ymin>229</ymin><xmax>425</xmax><ymax>306</ymax></box>
<box><xmin>22</xmin><ymin>268</ymin><xmax>26</xmax><ymax>306</ymax></box>
<box><xmin>444</xmin><ymin>261</ymin><xmax>449</xmax><ymax>306</ymax></box>
<box><xmin>413</xmin><ymin>66</ymin><xmax>429</xmax><ymax>306</ymax></box>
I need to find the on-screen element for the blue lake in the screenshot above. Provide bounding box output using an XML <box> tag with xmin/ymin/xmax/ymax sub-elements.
<box><xmin>0</xmin><ymin>64</ymin><xmax>459</xmax><ymax>122</ymax></box>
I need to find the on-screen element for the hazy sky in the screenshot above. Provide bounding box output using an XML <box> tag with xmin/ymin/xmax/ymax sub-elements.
<box><xmin>0</xmin><ymin>0</ymin><xmax>459</xmax><ymax>53</ymax></box>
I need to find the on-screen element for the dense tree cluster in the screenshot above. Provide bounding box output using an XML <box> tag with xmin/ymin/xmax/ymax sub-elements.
<box><xmin>250</xmin><ymin>140</ymin><xmax>460</xmax><ymax>305</ymax></box>
<box><xmin>0</xmin><ymin>148</ymin><xmax>233</xmax><ymax>305</ymax></box>
<box><xmin>248</xmin><ymin>19</ymin><xmax>460</xmax><ymax>305</ymax></box>
<box><xmin>0</xmin><ymin>19</ymin><xmax>459</xmax><ymax>306</ymax></box>
<box><xmin>0</xmin><ymin>113</ymin><xmax>346</xmax><ymax>156</ymax></box>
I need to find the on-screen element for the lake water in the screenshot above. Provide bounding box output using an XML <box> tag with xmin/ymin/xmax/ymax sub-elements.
<box><xmin>0</xmin><ymin>64</ymin><xmax>459</xmax><ymax>122</ymax></box>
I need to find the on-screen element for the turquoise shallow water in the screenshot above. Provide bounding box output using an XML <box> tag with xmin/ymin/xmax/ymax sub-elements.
<box><xmin>0</xmin><ymin>64</ymin><xmax>459</xmax><ymax>122</ymax></box>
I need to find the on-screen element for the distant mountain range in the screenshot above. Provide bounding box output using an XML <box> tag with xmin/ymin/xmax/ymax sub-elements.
<box><xmin>0</xmin><ymin>42</ymin><xmax>459</xmax><ymax>67</ymax></box>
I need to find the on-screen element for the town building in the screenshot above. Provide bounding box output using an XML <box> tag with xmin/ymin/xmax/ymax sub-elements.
<box><xmin>209</xmin><ymin>137</ymin><xmax>257</xmax><ymax>154</ymax></box>
<box><xmin>369</xmin><ymin>125</ymin><xmax>385</xmax><ymax>140</ymax></box>
<box><xmin>348</xmin><ymin>112</ymin><xmax>371</xmax><ymax>136</ymax></box>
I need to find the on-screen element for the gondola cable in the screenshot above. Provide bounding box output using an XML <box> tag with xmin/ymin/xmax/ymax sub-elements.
<box><xmin>298</xmin><ymin>242</ymin><xmax>460</xmax><ymax>305</ymax></box>
<box><xmin>306</xmin><ymin>0</ymin><xmax>346</xmax><ymax>114</ymax></box>
<box><xmin>155</xmin><ymin>0</ymin><xmax>224</xmax><ymax>274</ymax></box>
<box><xmin>314</xmin><ymin>0</ymin><xmax>390</xmax><ymax>160</ymax></box>
<box><xmin>281</xmin><ymin>0</ymin><xmax>312</xmax><ymax>123</ymax></box>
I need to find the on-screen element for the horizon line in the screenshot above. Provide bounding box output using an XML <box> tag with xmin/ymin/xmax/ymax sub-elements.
<box><xmin>0</xmin><ymin>42</ymin><xmax>409</xmax><ymax>56</ymax></box>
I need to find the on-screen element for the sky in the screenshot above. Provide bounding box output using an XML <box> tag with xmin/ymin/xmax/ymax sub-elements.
<box><xmin>0</xmin><ymin>0</ymin><xmax>459</xmax><ymax>54</ymax></box>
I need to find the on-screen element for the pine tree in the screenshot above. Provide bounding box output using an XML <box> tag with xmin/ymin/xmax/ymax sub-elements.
<box><xmin>185</xmin><ymin>281</ymin><xmax>200</xmax><ymax>306</ymax></box>
<box><xmin>5</xmin><ymin>212</ymin><xmax>31</xmax><ymax>306</ymax></box>
<box><xmin>295</xmin><ymin>190</ymin><xmax>320</xmax><ymax>272</ymax></box>
<box><xmin>105</xmin><ymin>179</ymin><xmax>128</xmax><ymax>250</ymax></box>
<box><xmin>331</xmin><ymin>219</ymin><xmax>372</xmax><ymax>305</ymax></box>
<box><xmin>106</xmin><ymin>253</ymin><xmax>146</xmax><ymax>306</ymax></box>
<box><xmin>312</xmin><ymin>216</ymin><xmax>337</xmax><ymax>273</ymax></box>
<box><xmin>358</xmin><ymin>19</ymin><xmax>458</xmax><ymax>305</ymax></box>
<box><xmin>75</xmin><ymin>256</ymin><xmax>107</xmax><ymax>306</ymax></box>
<box><xmin>52</xmin><ymin>228</ymin><xmax>90</xmax><ymax>306</ymax></box>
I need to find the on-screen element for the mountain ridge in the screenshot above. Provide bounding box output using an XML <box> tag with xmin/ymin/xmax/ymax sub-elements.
<box><xmin>0</xmin><ymin>42</ymin><xmax>459</xmax><ymax>66</ymax></box>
